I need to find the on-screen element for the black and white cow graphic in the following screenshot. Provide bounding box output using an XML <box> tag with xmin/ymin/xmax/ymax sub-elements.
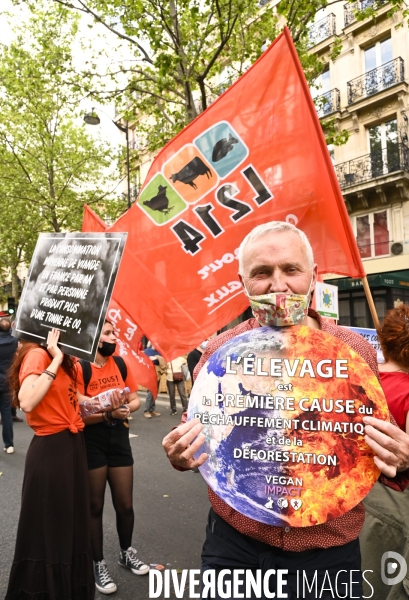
<box><xmin>170</xmin><ymin>157</ymin><xmax>212</xmax><ymax>190</ymax></box>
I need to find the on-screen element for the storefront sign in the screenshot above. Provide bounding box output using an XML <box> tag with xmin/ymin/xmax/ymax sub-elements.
<box><xmin>188</xmin><ymin>326</ymin><xmax>388</xmax><ymax>527</ymax></box>
<box><xmin>325</xmin><ymin>271</ymin><xmax>409</xmax><ymax>291</ymax></box>
<box><xmin>13</xmin><ymin>232</ymin><xmax>127</xmax><ymax>361</ymax></box>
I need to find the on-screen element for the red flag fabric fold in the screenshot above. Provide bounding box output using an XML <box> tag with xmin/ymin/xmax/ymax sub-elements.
<box><xmin>82</xmin><ymin>206</ymin><xmax>158</xmax><ymax>395</ymax></box>
<box><xmin>106</xmin><ymin>298</ymin><xmax>158</xmax><ymax>397</ymax></box>
<box><xmin>82</xmin><ymin>205</ymin><xmax>108</xmax><ymax>232</ymax></box>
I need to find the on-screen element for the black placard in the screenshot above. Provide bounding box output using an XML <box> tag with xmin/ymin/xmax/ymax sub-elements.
<box><xmin>13</xmin><ymin>232</ymin><xmax>127</xmax><ymax>361</ymax></box>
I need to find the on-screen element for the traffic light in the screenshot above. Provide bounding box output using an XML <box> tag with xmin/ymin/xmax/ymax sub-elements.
<box><xmin>7</xmin><ymin>297</ymin><xmax>16</xmax><ymax>315</ymax></box>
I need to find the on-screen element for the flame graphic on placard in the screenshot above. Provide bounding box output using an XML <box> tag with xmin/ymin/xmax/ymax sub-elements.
<box><xmin>189</xmin><ymin>326</ymin><xmax>389</xmax><ymax>527</ymax></box>
<box><xmin>270</xmin><ymin>327</ymin><xmax>388</xmax><ymax>527</ymax></box>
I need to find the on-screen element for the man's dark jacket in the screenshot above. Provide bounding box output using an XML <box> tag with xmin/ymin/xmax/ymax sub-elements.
<box><xmin>0</xmin><ymin>330</ymin><xmax>18</xmax><ymax>390</ymax></box>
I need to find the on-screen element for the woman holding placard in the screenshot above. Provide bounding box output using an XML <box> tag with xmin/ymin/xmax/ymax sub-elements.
<box><xmin>360</xmin><ymin>304</ymin><xmax>409</xmax><ymax>600</ymax></box>
<box><xmin>77</xmin><ymin>320</ymin><xmax>149</xmax><ymax>595</ymax></box>
<box><xmin>5</xmin><ymin>328</ymin><xmax>108</xmax><ymax>600</ymax></box>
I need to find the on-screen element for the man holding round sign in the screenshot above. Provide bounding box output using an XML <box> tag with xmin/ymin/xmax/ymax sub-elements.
<box><xmin>163</xmin><ymin>222</ymin><xmax>409</xmax><ymax>598</ymax></box>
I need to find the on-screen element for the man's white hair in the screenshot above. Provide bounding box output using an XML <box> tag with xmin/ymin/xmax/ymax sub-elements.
<box><xmin>238</xmin><ymin>221</ymin><xmax>314</xmax><ymax>275</ymax></box>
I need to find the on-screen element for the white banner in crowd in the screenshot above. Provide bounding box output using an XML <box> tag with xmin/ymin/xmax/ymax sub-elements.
<box><xmin>343</xmin><ymin>326</ymin><xmax>384</xmax><ymax>363</ymax></box>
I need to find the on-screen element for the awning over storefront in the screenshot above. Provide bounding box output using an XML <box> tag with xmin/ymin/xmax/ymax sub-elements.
<box><xmin>325</xmin><ymin>270</ymin><xmax>409</xmax><ymax>291</ymax></box>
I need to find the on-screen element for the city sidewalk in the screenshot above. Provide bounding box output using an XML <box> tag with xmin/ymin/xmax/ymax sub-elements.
<box><xmin>137</xmin><ymin>389</ymin><xmax>191</xmax><ymax>416</ymax></box>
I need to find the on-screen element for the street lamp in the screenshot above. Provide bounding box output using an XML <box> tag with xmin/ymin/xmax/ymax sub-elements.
<box><xmin>84</xmin><ymin>107</ymin><xmax>132</xmax><ymax>210</ymax></box>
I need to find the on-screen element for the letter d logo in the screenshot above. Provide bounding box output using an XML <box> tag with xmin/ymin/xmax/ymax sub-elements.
<box><xmin>381</xmin><ymin>551</ymin><xmax>407</xmax><ymax>586</ymax></box>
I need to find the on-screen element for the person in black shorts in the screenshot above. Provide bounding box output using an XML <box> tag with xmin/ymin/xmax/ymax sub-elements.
<box><xmin>77</xmin><ymin>320</ymin><xmax>149</xmax><ymax>594</ymax></box>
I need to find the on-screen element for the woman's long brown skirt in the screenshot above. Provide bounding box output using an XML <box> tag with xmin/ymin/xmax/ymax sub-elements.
<box><xmin>6</xmin><ymin>429</ymin><xmax>95</xmax><ymax>600</ymax></box>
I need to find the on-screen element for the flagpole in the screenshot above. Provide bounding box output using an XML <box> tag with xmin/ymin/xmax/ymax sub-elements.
<box><xmin>361</xmin><ymin>277</ymin><xmax>381</xmax><ymax>332</ymax></box>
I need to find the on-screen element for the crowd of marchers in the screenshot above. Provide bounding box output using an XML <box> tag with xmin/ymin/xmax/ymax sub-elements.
<box><xmin>1</xmin><ymin>221</ymin><xmax>409</xmax><ymax>600</ymax></box>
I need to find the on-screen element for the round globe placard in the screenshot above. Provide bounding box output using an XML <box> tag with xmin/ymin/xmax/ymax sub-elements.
<box><xmin>187</xmin><ymin>326</ymin><xmax>389</xmax><ymax>527</ymax></box>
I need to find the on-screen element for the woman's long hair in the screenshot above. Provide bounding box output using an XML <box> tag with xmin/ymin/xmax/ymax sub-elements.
<box><xmin>8</xmin><ymin>341</ymin><xmax>77</xmax><ymax>408</ymax></box>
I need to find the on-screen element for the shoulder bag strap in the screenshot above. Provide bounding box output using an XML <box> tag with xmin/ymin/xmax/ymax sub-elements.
<box><xmin>113</xmin><ymin>355</ymin><xmax>127</xmax><ymax>385</ymax></box>
<box><xmin>78</xmin><ymin>359</ymin><xmax>92</xmax><ymax>396</ymax></box>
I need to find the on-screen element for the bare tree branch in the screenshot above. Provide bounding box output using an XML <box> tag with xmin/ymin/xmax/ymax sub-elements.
<box><xmin>155</xmin><ymin>97</ymin><xmax>175</xmax><ymax>126</ymax></box>
<box><xmin>292</xmin><ymin>10</ymin><xmax>315</xmax><ymax>40</ymax></box>
<box><xmin>50</xmin><ymin>0</ymin><xmax>154</xmax><ymax>63</ymax></box>
<box><xmin>186</xmin><ymin>11</ymin><xmax>217</xmax><ymax>78</ymax></box>
<box><xmin>197</xmin><ymin>13</ymin><xmax>239</xmax><ymax>84</ymax></box>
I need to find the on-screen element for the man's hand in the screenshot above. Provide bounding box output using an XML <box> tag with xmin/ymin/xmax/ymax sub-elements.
<box><xmin>364</xmin><ymin>416</ymin><xmax>409</xmax><ymax>477</ymax></box>
<box><xmin>162</xmin><ymin>418</ymin><xmax>208</xmax><ymax>470</ymax></box>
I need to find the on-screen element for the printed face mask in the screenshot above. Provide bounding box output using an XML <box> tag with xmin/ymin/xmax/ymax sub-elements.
<box><xmin>245</xmin><ymin>277</ymin><xmax>314</xmax><ymax>327</ymax></box>
<box><xmin>98</xmin><ymin>341</ymin><xmax>117</xmax><ymax>357</ymax></box>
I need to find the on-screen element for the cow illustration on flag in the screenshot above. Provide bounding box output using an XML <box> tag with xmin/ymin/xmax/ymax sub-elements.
<box><xmin>87</xmin><ymin>28</ymin><xmax>365</xmax><ymax>360</ymax></box>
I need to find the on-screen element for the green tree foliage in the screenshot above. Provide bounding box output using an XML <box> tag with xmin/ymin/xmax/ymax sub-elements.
<box><xmin>0</xmin><ymin>4</ymin><xmax>124</xmax><ymax>295</ymax></box>
<box><xmin>23</xmin><ymin>0</ymin><xmax>351</xmax><ymax>152</ymax></box>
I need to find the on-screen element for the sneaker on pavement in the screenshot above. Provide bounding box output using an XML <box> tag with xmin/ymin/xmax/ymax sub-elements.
<box><xmin>170</xmin><ymin>410</ymin><xmax>177</xmax><ymax>416</ymax></box>
<box><xmin>143</xmin><ymin>412</ymin><xmax>152</xmax><ymax>418</ymax></box>
<box><xmin>94</xmin><ymin>560</ymin><xmax>117</xmax><ymax>594</ymax></box>
<box><xmin>4</xmin><ymin>447</ymin><xmax>14</xmax><ymax>454</ymax></box>
<box><xmin>118</xmin><ymin>547</ymin><xmax>149</xmax><ymax>575</ymax></box>
<box><xmin>151</xmin><ymin>411</ymin><xmax>161</xmax><ymax>417</ymax></box>
<box><xmin>12</xmin><ymin>416</ymin><xmax>23</xmax><ymax>423</ymax></box>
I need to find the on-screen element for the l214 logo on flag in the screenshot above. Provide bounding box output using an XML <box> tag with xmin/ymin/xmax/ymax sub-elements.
<box><xmin>137</xmin><ymin>120</ymin><xmax>273</xmax><ymax>256</ymax></box>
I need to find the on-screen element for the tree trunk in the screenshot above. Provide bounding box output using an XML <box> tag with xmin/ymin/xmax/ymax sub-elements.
<box><xmin>169</xmin><ymin>0</ymin><xmax>197</xmax><ymax>123</ymax></box>
<box><xmin>186</xmin><ymin>90</ymin><xmax>197</xmax><ymax>122</ymax></box>
<box><xmin>11</xmin><ymin>265</ymin><xmax>19</xmax><ymax>300</ymax></box>
<box><xmin>51</xmin><ymin>211</ymin><xmax>60</xmax><ymax>232</ymax></box>
<box><xmin>197</xmin><ymin>77</ymin><xmax>207</xmax><ymax>112</ymax></box>
<box><xmin>48</xmin><ymin>164</ymin><xmax>60</xmax><ymax>232</ymax></box>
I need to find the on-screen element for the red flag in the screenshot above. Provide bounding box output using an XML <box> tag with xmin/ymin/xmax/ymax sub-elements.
<box><xmin>82</xmin><ymin>205</ymin><xmax>108</xmax><ymax>232</ymax></box>
<box><xmin>107</xmin><ymin>299</ymin><xmax>158</xmax><ymax>397</ymax></box>
<box><xmin>82</xmin><ymin>206</ymin><xmax>158</xmax><ymax>396</ymax></box>
<box><xmin>104</xmin><ymin>28</ymin><xmax>365</xmax><ymax>359</ymax></box>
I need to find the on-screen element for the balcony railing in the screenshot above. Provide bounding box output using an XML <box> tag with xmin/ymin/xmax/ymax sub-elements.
<box><xmin>344</xmin><ymin>0</ymin><xmax>387</xmax><ymax>27</ymax></box>
<box><xmin>315</xmin><ymin>88</ymin><xmax>341</xmax><ymax>117</ymax></box>
<box><xmin>307</xmin><ymin>14</ymin><xmax>336</xmax><ymax>48</ymax></box>
<box><xmin>335</xmin><ymin>144</ymin><xmax>409</xmax><ymax>188</ymax></box>
<box><xmin>347</xmin><ymin>58</ymin><xmax>404</xmax><ymax>104</ymax></box>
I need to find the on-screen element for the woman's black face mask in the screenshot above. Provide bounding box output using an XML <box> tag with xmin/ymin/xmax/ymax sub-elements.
<box><xmin>98</xmin><ymin>341</ymin><xmax>116</xmax><ymax>357</ymax></box>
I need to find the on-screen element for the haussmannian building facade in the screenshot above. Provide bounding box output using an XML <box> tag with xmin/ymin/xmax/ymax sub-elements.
<box><xmin>308</xmin><ymin>0</ymin><xmax>409</xmax><ymax>327</ymax></box>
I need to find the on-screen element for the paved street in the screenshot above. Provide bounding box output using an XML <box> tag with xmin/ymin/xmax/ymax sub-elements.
<box><xmin>0</xmin><ymin>393</ymin><xmax>210</xmax><ymax>600</ymax></box>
